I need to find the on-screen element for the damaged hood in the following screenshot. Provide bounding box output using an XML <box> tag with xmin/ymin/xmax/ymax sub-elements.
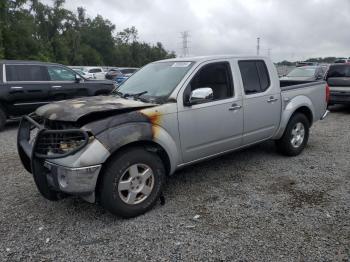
<box><xmin>35</xmin><ymin>96</ymin><xmax>157</xmax><ymax>122</ymax></box>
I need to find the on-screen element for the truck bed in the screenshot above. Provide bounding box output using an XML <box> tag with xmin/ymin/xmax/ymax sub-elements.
<box><xmin>280</xmin><ymin>80</ymin><xmax>325</xmax><ymax>91</ymax></box>
<box><xmin>280</xmin><ymin>80</ymin><xmax>327</xmax><ymax>122</ymax></box>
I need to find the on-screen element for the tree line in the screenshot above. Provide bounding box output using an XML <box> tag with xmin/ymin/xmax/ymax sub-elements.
<box><xmin>0</xmin><ymin>0</ymin><xmax>176</xmax><ymax>67</ymax></box>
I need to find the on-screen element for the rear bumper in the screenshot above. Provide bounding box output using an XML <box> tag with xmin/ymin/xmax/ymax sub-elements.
<box><xmin>321</xmin><ymin>110</ymin><xmax>329</xmax><ymax>120</ymax></box>
<box><xmin>329</xmin><ymin>92</ymin><xmax>350</xmax><ymax>104</ymax></box>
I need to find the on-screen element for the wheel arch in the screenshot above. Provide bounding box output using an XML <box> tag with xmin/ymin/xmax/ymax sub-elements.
<box><xmin>274</xmin><ymin>95</ymin><xmax>315</xmax><ymax>139</ymax></box>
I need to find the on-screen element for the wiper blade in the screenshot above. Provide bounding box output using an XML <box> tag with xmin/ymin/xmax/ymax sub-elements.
<box><xmin>123</xmin><ymin>91</ymin><xmax>148</xmax><ymax>100</ymax></box>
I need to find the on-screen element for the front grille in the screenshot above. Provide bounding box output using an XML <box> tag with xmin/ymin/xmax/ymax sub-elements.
<box><xmin>35</xmin><ymin>130</ymin><xmax>88</xmax><ymax>158</ymax></box>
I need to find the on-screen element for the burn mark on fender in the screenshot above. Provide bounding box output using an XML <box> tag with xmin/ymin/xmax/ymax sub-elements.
<box><xmin>140</xmin><ymin>110</ymin><xmax>162</xmax><ymax>138</ymax></box>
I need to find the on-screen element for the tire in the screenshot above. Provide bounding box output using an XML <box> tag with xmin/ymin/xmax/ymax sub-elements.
<box><xmin>99</xmin><ymin>147</ymin><xmax>165</xmax><ymax>218</ymax></box>
<box><xmin>275</xmin><ymin>113</ymin><xmax>310</xmax><ymax>156</ymax></box>
<box><xmin>0</xmin><ymin>107</ymin><xmax>6</xmax><ymax>131</ymax></box>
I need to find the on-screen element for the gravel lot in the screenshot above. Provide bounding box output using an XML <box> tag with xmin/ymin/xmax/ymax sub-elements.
<box><xmin>0</xmin><ymin>106</ymin><xmax>349</xmax><ymax>261</ymax></box>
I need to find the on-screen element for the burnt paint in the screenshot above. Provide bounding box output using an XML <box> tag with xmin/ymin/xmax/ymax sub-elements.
<box><xmin>85</xmin><ymin>108</ymin><xmax>164</xmax><ymax>154</ymax></box>
<box><xmin>35</xmin><ymin>96</ymin><xmax>157</xmax><ymax>122</ymax></box>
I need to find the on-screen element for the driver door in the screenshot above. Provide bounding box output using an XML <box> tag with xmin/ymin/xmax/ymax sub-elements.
<box><xmin>177</xmin><ymin>61</ymin><xmax>243</xmax><ymax>163</ymax></box>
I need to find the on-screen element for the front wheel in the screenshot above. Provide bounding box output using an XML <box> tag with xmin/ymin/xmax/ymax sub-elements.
<box><xmin>275</xmin><ymin>113</ymin><xmax>310</xmax><ymax>156</ymax></box>
<box><xmin>99</xmin><ymin>147</ymin><xmax>165</xmax><ymax>218</ymax></box>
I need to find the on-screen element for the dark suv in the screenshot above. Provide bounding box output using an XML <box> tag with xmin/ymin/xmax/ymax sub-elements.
<box><xmin>325</xmin><ymin>63</ymin><xmax>350</xmax><ymax>105</ymax></box>
<box><xmin>0</xmin><ymin>60</ymin><xmax>115</xmax><ymax>130</ymax></box>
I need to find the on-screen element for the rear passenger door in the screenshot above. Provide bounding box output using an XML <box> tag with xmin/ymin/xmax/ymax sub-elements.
<box><xmin>48</xmin><ymin>65</ymin><xmax>89</xmax><ymax>100</ymax></box>
<box><xmin>4</xmin><ymin>64</ymin><xmax>51</xmax><ymax>116</ymax></box>
<box><xmin>238</xmin><ymin>60</ymin><xmax>281</xmax><ymax>145</ymax></box>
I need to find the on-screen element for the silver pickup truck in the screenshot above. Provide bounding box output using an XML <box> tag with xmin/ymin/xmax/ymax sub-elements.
<box><xmin>17</xmin><ymin>56</ymin><xmax>329</xmax><ymax>217</ymax></box>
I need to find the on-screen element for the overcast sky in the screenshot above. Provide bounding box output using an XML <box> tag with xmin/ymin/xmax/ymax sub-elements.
<box><xmin>57</xmin><ymin>0</ymin><xmax>350</xmax><ymax>62</ymax></box>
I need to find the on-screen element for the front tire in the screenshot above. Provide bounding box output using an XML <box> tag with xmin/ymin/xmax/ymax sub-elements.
<box><xmin>99</xmin><ymin>147</ymin><xmax>165</xmax><ymax>218</ymax></box>
<box><xmin>276</xmin><ymin>113</ymin><xmax>310</xmax><ymax>156</ymax></box>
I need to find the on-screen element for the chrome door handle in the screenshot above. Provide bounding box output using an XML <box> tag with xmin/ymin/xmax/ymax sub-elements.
<box><xmin>267</xmin><ymin>97</ymin><xmax>278</xmax><ymax>103</ymax></box>
<box><xmin>229</xmin><ymin>104</ymin><xmax>242</xmax><ymax>111</ymax></box>
<box><xmin>51</xmin><ymin>85</ymin><xmax>62</xmax><ymax>88</ymax></box>
<box><xmin>10</xmin><ymin>86</ymin><xmax>23</xmax><ymax>90</ymax></box>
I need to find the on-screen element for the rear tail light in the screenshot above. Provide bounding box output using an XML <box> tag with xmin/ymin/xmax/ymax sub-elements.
<box><xmin>325</xmin><ymin>83</ymin><xmax>330</xmax><ymax>104</ymax></box>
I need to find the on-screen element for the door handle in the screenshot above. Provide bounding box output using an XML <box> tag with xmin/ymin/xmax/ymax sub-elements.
<box><xmin>267</xmin><ymin>96</ymin><xmax>278</xmax><ymax>103</ymax></box>
<box><xmin>10</xmin><ymin>86</ymin><xmax>23</xmax><ymax>90</ymax></box>
<box><xmin>229</xmin><ymin>104</ymin><xmax>242</xmax><ymax>111</ymax></box>
<box><xmin>51</xmin><ymin>85</ymin><xmax>62</xmax><ymax>89</ymax></box>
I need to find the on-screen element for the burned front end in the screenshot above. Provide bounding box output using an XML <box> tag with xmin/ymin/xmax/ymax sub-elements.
<box><xmin>17</xmin><ymin>114</ymin><xmax>110</xmax><ymax>202</ymax></box>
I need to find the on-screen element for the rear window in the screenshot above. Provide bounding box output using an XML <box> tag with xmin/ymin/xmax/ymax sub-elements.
<box><xmin>120</xmin><ymin>69</ymin><xmax>137</xmax><ymax>74</ymax></box>
<box><xmin>238</xmin><ymin>60</ymin><xmax>271</xmax><ymax>94</ymax></box>
<box><xmin>6</xmin><ymin>65</ymin><xmax>49</xmax><ymax>81</ymax></box>
<box><xmin>327</xmin><ymin>65</ymin><xmax>350</xmax><ymax>78</ymax></box>
<box><xmin>88</xmin><ymin>68</ymin><xmax>102</xmax><ymax>73</ymax></box>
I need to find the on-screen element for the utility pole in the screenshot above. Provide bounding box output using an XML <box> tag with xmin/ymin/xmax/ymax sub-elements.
<box><xmin>256</xmin><ymin>37</ymin><xmax>260</xmax><ymax>56</ymax></box>
<box><xmin>181</xmin><ymin>31</ymin><xmax>190</xmax><ymax>57</ymax></box>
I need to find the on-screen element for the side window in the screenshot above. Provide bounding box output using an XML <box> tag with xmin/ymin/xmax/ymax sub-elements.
<box><xmin>48</xmin><ymin>66</ymin><xmax>76</xmax><ymax>81</ymax></box>
<box><xmin>89</xmin><ymin>68</ymin><xmax>102</xmax><ymax>73</ymax></box>
<box><xmin>256</xmin><ymin>61</ymin><xmax>270</xmax><ymax>92</ymax></box>
<box><xmin>6</xmin><ymin>65</ymin><xmax>49</xmax><ymax>81</ymax></box>
<box><xmin>238</xmin><ymin>60</ymin><xmax>270</xmax><ymax>94</ymax></box>
<box><xmin>184</xmin><ymin>62</ymin><xmax>233</xmax><ymax>104</ymax></box>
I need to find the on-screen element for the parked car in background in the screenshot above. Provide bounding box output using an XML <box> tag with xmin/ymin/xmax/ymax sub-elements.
<box><xmin>17</xmin><ymin>55</ymin><xmax>328</xmax><ymax>218</ymax></box>
<box><xmin>334</xmin><ymin>58</ymin><xmax>350</xmax><ymax>64</ymax></box>
<box><xmin>72</xmin><ymin>68</ymin><xmax>94</xmax><ymax>79</ymax></box>
<box><xmin>296</xmin><ymin>61</ymin><xmax>318</xmax><ymax>67</ymax></box>
<box><xmin>83</xmin><ymin>67</ymin><xmax>106</xmax><ymax>80</ymax></box>
<box><xmin>105</xmin><ymin>67</ymin><xmax>138</xmax><ymax>84</ymax></box>
<box><xmin>325</xmin><ymin>63</ymin><xmax>350</xmax><ymax>105</ymax></box>
<box><xmin>0</xmin><ymin>60</ymin><xmax>116</xmax><ymax>130</ymax></box>
<box><xmin>280</xmin><ymin>65</ymin><xmax>328</xmax><ymax>81</ymax></box>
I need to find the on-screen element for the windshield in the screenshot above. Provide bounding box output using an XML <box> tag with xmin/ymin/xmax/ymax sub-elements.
<box><xmin>287</xmin><ymin>67</ymin><xmax>316</xmax><ymax>77</ymax></box>
<box><xmin>116</xmin><ymin>61</ymin><xmax>193</xmax><ymax>99</ymax></box>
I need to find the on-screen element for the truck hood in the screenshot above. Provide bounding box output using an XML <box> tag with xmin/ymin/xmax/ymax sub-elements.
<box><xmin>35</xmin><ymin>96</ymin><xmax>157</xmax><ymax>122</ymax></box>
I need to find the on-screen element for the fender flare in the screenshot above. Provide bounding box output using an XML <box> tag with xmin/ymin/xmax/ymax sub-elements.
<box><xmin>95</xmin><ymin>122</ymin><xmax>180</xmax><ymax>174</ymax></box>
<box><xmin>274</xmin><ymin>95</ymin><xmax>314</xmax><ymax>139</ymax></box>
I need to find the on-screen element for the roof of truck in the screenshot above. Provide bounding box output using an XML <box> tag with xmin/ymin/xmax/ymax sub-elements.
<box><xmin>159</xmin><ymin>55</ymin><xmax>268</xmax><ymax>63</ymax></box>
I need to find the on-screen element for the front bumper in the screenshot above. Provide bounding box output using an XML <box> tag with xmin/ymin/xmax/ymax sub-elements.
<box><xmin>44</xmin><ymin>162</ymin><xmax>101</xmax><ymax>194</ymax></box>
<box><xmin>17</xmin><ymin>115</ymin><xmax>110</xmax><ymax>201</ymax></box>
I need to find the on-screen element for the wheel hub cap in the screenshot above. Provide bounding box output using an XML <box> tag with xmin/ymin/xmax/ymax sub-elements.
<box><xmin>290</xmin><ymin>122</ymin><xmax>305</xmax><ymax>148</ymax></box>
<box><xmin>118</xmin><ymin>164</ymin><xmax>154</xmax><ymax>205</ymax></box>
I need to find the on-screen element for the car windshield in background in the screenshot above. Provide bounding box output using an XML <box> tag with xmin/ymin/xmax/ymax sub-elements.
<box><xmin>287</xmin><ymin>67</ymin><xmax>316</xmax><ymax>77</ymax></box>
<box><xmin>327</xmin><ymin>65</ymin><xmax>350</xmax><ymax>78</ymax></box>
<box><xmin>117</xmin><ymin>62</ymin><xmax>193</xmax><ymax>99</ymax></box>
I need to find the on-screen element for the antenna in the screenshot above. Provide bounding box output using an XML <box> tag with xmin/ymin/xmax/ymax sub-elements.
<box><xmin>256</xmin><ymin>37</ymin><xmax>260</xmax><ymax>56</ymax></box>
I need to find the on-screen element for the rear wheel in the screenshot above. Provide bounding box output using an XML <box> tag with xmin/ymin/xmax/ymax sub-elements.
<box><xmin>0</xmin><ymin>107</ymin><xmax>6</xmax><ymax>131</ymax></box>
<box><xmin>99</xmin><ymin>147</ymin><xmax>165</xmax><ymax>218</ymax></box>
<box><xmin>276</xmin><ymin>113</ymin><xmax>310</xmax><ymax>156</ymax></box>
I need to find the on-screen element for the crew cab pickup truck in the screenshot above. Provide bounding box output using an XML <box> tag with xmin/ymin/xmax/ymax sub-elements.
<box><xmin>17</xmin><ymin>56</ymin><xmax>329</xmax><ymax>218</ymax></box>
<box><xmin>0</xmin><ymin>60</ymin><xmax>115</xmax><ymax>130</ymax></box>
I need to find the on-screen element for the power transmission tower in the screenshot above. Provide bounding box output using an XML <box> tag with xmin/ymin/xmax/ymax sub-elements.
<box><xmin>256</xmin><ymin>37</ymin><xmax>260</xmax><ymax>56</ymax></box>
<box><xmin>181</xmin><ymin>31</ymin><xmax>190</xmax><ymax>57</ymax></box>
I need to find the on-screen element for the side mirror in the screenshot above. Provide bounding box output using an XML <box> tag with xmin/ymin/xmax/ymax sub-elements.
<box><xmin>75</xmin><ymin>74</ymin><xmax>82</xmax><ymax>83</ymax></box>
<box><xmin>188</xmin><ymin>87</ymin><xmax>214</xmax><ymax>105</ymax></box>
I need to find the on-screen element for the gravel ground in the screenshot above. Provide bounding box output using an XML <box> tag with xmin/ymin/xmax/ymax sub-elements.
<box><xmin>0</xmin><ymin>106</ymin><xmax>349</xmax><ymax>261</ymax></box>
